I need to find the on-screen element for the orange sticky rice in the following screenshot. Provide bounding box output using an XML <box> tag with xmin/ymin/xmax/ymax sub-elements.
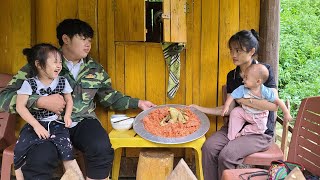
<box><xmin>143</xmin><ymin>107</ymin><xmax>201</xmax><ymax>138</ymax></box>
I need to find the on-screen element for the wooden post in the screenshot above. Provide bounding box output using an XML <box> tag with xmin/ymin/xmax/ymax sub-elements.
<box><xmin>259</xmin><ymin>0</ymin><xmax>280</xmax><ymax>85</ymax></box>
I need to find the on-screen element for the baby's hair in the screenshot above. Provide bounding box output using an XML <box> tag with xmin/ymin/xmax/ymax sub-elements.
<box><xmin>23</xmin><ymin>43</ymin><xmax>61</xmax><ymax>77</ymax></box>
<box><xmin>228</xmin><ymin>29</ymin><xmax>259</xmax><ymax>56</ymax></box>
<box><xmin>247</xmin><ymin>64</ymin><xmax>269</xmax><ymax>83</ymax></box>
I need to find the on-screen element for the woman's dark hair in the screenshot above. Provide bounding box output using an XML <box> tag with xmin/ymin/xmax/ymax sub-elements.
<box><xmin>23</xmin><ymin>43</ymin><xmax>61</xmax><ymax>77</ymax></box>
<box><xmin>228</xmin><ymin>29</ymin><xmax>259</xmax><ymax>55</ymax></box>
<box><xmin>56</xmin><ymin>19</ymin><xmax>94</xmax><ymax>46</ymax></box>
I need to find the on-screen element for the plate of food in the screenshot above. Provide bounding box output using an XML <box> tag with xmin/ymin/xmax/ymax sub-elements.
<box><xmin>133</xmin><ymin>104</ymin><xmax>210</xmax><ymax>144</ymax></box>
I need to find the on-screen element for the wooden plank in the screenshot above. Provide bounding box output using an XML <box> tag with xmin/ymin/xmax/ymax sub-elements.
<box><xmin>0</xmin><ymin>0</ymin><xmax>12</xmax><ymax>74</ymax></box>
<box><xmin>297</xmin><ymin>136</ymin><xmax>320</xmax><ymax>159</ymax></box>
<box><xmin>96</xmin><ymin>0</ymin><xmax>109</xmax><ymax>130</ymax></box>
<box><xmin>10</xmin><ymin>0</ymin><xmax>32</xmax><ymax>74</ymax></box>
<box><xmin>115</xmin><ymin>44</ymin><xmax>125</xmax><ymax>93</ymax></box>
<box><xmin>296</xmin><ymin>145</ymin><xmax>320</xmax><ymax>169</ymax></box>
<box><xmin>162</xmin><ymin>0</ymin><xmax>171</xmax><ymax>42</ymax></box>
<box><xmin>128</xmin><ymin>0</ymin><xmax>145</xmax><ymax>41</ymax></box>
<box><xmin>185</xmin><ymin>0</ymin><xmax>194</xmax><ymax>160</ymax></box>
<box><xmin>56</xmin><ymin>0</ymin><xmax>78</xmax><ymax>24</ymax></box>
<box><xmin>114</xmin><ymin>0</ymin><xmax>145</xmax><ymax>41</ymax></box>
<box><xmin>179</xmin><ymin>50</ymin><xmax>187</xmax><ymax>105</ymax></box>
<box><xmin>217</xmin><ymin>0</ymin><xmax>240</xmax><ymax>131</ymax></box>
<box><xmin>0</xmin><ymin>0</ymin><xmax>28</xmax><ymax>73</ymax></box>
<box><xmin>218</xmin><ymin>0</ymin><xmax>239</xmax><ymax>91</ymax></box>
<box><xmin>114</xmin><ymin>0</ymin><xmax>128</xmax><ymax>41</ymax></box>
<box><xmin>98</xmin><ymin>0</ymin><xmax>108</xmax><ymax>70</ymax></box>
<box><xmin>301</xmin><ymin>116</ymin><xmax>320</xmax><ymax>137</ymax></box>
<box><xmin>191</xmin><ymin>0</ymin><xmax>201</xmax><ymax>105</ymax></box>
<box><xmin>239</xmin><ymin>0</ymin><xmax>260</xmax><ymax>31</ymax></box>
<box><xmin>185</xmin><ymin>0</ymin><xmax>194</xmax><ymax>106</ymax></box>
<box><xmin>78</xmin><ymin>0</ymin><xmax>98</xmax><ymax>59</ymax></box>
<box><xmin>31</xmin><ymin>0</ymin><xmax>36</xmax><ymax>46</ymax></box>
<box><xmin>35</xmin><ymin>0</ymin><xmax>57</xmax><ymax>45</ymax></box>
<box><xmin>124</xmin><ymin>44</ymin><xmax>145</xmax><ymax>117</ymax></box>
<box><xmin>304</xmin><ymin>110</ymin><xmax>320</xmax><ymax>126</ymax></box>
<box><xmin>106</xmin><ymin>0</ymin><xmax>116</xmax><ymax>133</ymax></box>
<box><xmin>170</xmin><ymin>0</ymin><xmax>187</xmax><ymax>42</ymax></box>
<box><xmin>201</xmin><ymin>0</ymin><xmax>219</xmax><ymax>134</ymax></box>
<box><xmin>305</xmin><ymin>97</ymin><xmax>320</xmax><ymax>113</ymax></box>
<box><xmin>106</xmin><ymin>0</ymin><xmax>116</xmax><ymax>89</ymax></box>
<box><xmin>299</xmin><ymin>127</ymin><xmax>320</xmax><ymax>145</ymax></box>
<box><xmin>112</xmin><ymin>44</ymin><xmax>126</xmax><ymax>124</ymax></box>
<box><xmin>146</xmin><ymin>45</ymin><xmax>166</xmax><ymax>105</ymax></box>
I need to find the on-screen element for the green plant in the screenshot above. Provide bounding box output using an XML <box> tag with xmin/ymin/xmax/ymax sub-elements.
<box><xmin>279</xmin><ymin>0</ymin><xmax>320</xmax><ymax>121</ymax></box>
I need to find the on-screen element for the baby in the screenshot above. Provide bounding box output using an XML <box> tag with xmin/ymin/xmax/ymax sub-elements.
<box><xmin>222</xmin><ymin>64</ymin><xmax>292</xmax><ymax>140</ymax></box>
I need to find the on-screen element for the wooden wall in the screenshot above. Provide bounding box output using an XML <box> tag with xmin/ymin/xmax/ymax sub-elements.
<box><xmin>0</xmin><ymin>0</ymin><xmax>260</xmax><ymax>139</ymax></box>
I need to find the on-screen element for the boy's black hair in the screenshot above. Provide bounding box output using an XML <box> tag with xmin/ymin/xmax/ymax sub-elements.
<box><xmin>228</xmin><ymin>29</ymin><xmax>259</xmax><ymax>55</ymax></box>
<box><xmin>56</xmin><ymin>19</ymin><xmax>94</xmax><ymax>46</ymax></box>
<box><xmin>23</xmin><ymin>43</ymin><xmax>61</xmax><ymax>77</ymax></box>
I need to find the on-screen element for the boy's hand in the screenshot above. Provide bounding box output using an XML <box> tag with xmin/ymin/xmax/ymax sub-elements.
<box><xmin>138</xmin><ymin>100</ymin><xmax>156</xmax><ymax>110</ymax></box>
<box><xmin>64</xmin><ymin>116</ymin><xmax>72</xmax><ymax>127</ymax></box>
<box><xmin>37</xmin><ymin>94</ymin><xmax>66</xmax><ymax>115</ymax></box>
<box><xmin>283</xmin><ymin>113</ymin><xmax>293</xmax><ymax>122</ymax></box>
<box><xmin>33</xmin><ymin>124</ymin><xmax>50</xmax><ymax>139</ymax></box>
<box><xmin>221</xmin><ymin>105</ymin><xmax>229</xmax><ymax>116</ymax></box>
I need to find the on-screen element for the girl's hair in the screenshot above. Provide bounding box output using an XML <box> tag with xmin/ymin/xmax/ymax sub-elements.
<box><xmin>23</xmin><ymin>43</ymin><xmax>61</xmax><ymax>77</ymax></box>
<box><xmin>228</xmin><ymin>29</ymin><xmax>259</xmax><ymax>55</ymax></box>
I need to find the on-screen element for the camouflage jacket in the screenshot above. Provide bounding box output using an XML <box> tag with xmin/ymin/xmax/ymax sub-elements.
<box><xmin>0</xmin><ymin>56</ymin><xmax>139</xmax><ymax>122</ymax></box>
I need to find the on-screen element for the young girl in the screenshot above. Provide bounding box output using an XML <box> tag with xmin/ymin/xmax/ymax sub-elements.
<box><xmin>221</xmin><ymin>64</ymin><xmax>292</xmax><ymax>140</ymax></box>
<box><xmin>14</xmin><ymin>43</ymin><xmax>83</xmax><ymax>180</ymax></box>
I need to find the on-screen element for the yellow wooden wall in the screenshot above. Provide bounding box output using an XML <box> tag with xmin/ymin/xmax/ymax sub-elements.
<box><xmin>0</xmin><ymin>0</ymin><xmax>260</xmax><ymax>138</ymax></box>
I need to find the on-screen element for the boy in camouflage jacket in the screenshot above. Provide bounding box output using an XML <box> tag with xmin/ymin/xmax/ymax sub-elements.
<box><xmin>0</xmin><ymin>19</ymin><xmax>155</xmax><ymax>180</ymax></box>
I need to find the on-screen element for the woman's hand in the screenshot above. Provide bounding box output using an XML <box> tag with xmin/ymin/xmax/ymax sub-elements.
<box><xmin>189</xmin><ymin>104</ymin><xmax>201</xmax><ymax>111</ymax></box>
<box><xmin>236</xmin><ymin>98</ymin><xmax>278</xmax><ymax>111</ymax></box>
<box><xmin>221</xmin><ymin>105</ymin><xmax>229</xmax><ymax>116</ymax></box>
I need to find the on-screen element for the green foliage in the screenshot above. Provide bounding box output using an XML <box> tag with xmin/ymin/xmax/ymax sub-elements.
<box><xmin>279</xmin><ymin>0</ymin><xmax>320</xmax><ymax>120</ymax></box>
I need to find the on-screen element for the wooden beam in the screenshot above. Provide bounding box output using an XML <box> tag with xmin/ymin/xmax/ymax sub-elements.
<box><xmin>259</xmin><ymin>0</ymin><xmax>280</xmax><ymax>85</ymax></box>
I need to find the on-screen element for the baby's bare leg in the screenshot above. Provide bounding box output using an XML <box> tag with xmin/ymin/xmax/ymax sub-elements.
<box><xmin>63</xmin><ymin>160</ymin><xmax>85</xmax><ymax>180</ymax></box>
<box><xmin>15</xmin><ymin>168</ymin><xmax>24</xmax><ymax>180</ymax></box>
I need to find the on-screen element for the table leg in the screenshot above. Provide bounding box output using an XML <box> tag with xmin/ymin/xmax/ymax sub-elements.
<box><xmin>111</xmin><ymin>148</ymin><xmax>122</xmax><ymax>180</ymax></box>
<box><xmin>194</xmin><ymin>147</ymin><xmax>204</xmax><ymax>180</ymax></box>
